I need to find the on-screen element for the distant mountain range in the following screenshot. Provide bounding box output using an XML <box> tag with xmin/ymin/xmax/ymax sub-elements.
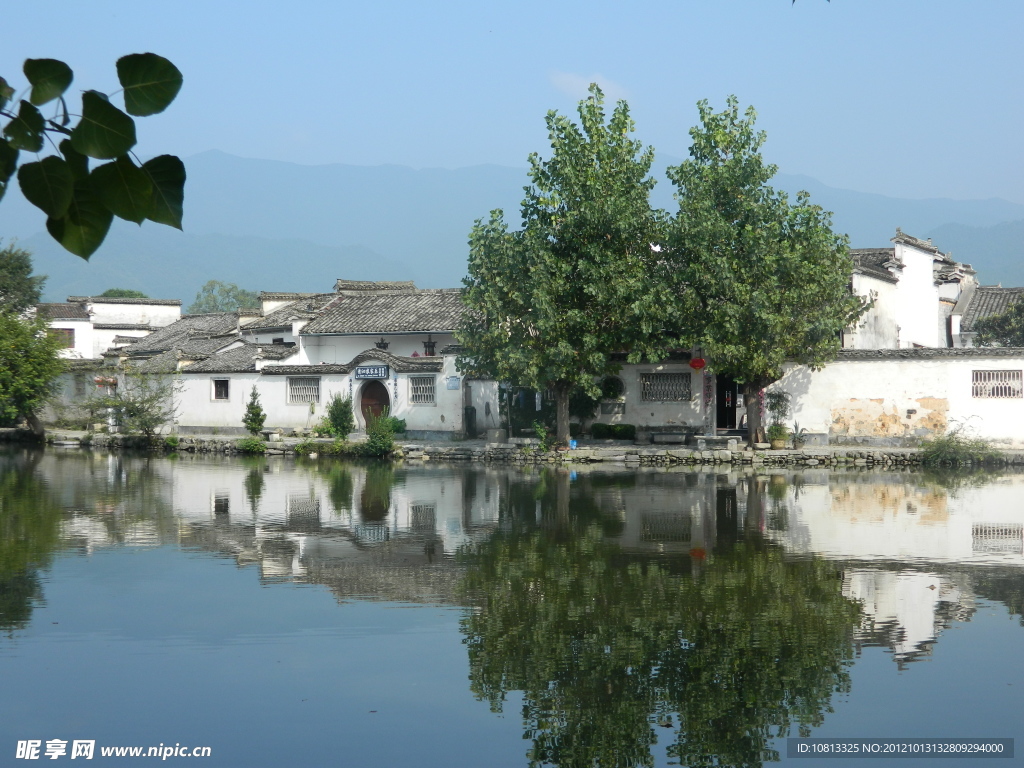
<box><xmin>0</xmin><ymin>150</ymin><xmax>1020</xmax><ymax>302</ymax></box>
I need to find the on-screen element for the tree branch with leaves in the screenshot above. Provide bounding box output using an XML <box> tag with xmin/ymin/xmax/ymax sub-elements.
<box><xmin>1</xmin><ymin>54</ymin><xmax>184</xmax><ymax>259</ymax></box>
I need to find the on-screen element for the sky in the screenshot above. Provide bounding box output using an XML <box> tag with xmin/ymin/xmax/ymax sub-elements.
<box><xmin>4</xmin><ymin>0</ymin><xmax>1023</xmax><ymax>204</ymax></box>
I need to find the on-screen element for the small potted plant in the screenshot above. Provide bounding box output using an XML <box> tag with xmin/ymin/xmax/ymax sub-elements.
<box><xmin>766</xmin><ymin>423</ymin><xmax>790</xmax><ymax>450</ymax></box>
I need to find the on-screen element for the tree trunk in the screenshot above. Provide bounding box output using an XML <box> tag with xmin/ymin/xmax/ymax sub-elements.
<box><xmin>25</xmin><ymin>412</ymin><xmax>45</xmax><ymax>438</ymax></box>
<box><xmin>555</xmin><ymin>382</ymin><xmax>571</xmax><ymax>448</ymax></box>
<box><xmin>743</xmin><ymin>383</ymin><xmax>765</xmax><ymax>447</ymax></box>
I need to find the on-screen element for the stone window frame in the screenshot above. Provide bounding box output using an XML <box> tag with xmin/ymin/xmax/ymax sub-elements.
<box><xmin>211</xmin><ymin>378</ymin><xmax>230</xmax><ymax>401</ymax></box>
<box><xmin>288</xmin><ymin>376</ymin><xmax>321</xmax><ymax>404</ymax></box>
<box><xmin>640</xmin><ymin>372</ymin><xmax>692</xmax><ymax>402</ymax></box>
<box><xmin>971</xmin><ymin>369</ymin><xmax>1023</xmax><ymax>399</ymax></box>
<box><xmin>410</xmin><ymin>375</ymin><xmax>436</xmax><ymax>405</ymax></box>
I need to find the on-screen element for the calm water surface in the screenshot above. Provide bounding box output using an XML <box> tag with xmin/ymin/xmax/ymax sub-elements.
<box><xmin>0</xmin><ymin>448</ymin><xmax>1022</xmax><ymax>767</ymax></box>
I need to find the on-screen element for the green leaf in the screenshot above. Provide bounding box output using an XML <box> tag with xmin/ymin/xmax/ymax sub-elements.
<box><xmin>0</xmin><ymin>138</ymin><xmax>18</xmax><ymax>203</ymax></box>
<box><xmin>71</xmin><ymin>91</ymin><xmax>137</xmax><ymax>159</ymax></box>
<box><xmin>0</xmin><ymin>77</ymin><xmax>14</xmax><ymax>111</ymax></box>
<box><xmin>2</xmin><ymin>101</ymin><xmax>45</xmax><ymax>152</ymax></box>
<box><xmin>141</xmin><ymin>154</ymin><xmax>185</xmax><ymax>228</ymax></box>
<box><xmin>59</xmin><ymin>139</ymin><xmax>89</xmax><ymax>180</ymax></box>
<box><xmin>23</xmin><ymin>58</ymin><xmax>73</xmax><ymax>106</ymax></box>
<box><xmin>117</xmin><ymin>54</ymin><xmax>182</xmax><ymax>116</ymax></box>
<box><xmin>45</xmin><ymin>179</ymin><xmax>114</xmax><ymax>259</ymax></box>
<box><xmin>17</xmin><ymin>156</ymin><xmax>74</xmax><ymax>218</ymax></box>
<box><xmin>91</xmin><ymin>155</ymin><xmax>152</xmax><ymax>224</ymax></box>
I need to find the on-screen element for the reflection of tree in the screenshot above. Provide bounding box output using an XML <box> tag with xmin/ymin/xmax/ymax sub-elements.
<box><xmin>0</xmin><ymin>451</ymin><xmax>65</xmax><ymax>632</ymax></box>
<box><xmin>359</xmin><ymin>463</ymin><xmax>394</xmax><ymax>522</ymax></box>
<box><xmin>243</xmin><ymin>462</ymin><xmax>265</xmax><ymax>517</ymax></box>
<box><xmin>460</xmin><ymin>525</ymin><xmax>861</xmax><ymax>768</ymax></box>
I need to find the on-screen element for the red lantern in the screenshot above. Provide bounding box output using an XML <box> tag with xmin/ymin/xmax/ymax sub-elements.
<box><xmin>689</xmin><ymin>358</ymin><xmax>706</xmax><ymax>371</ymax></box>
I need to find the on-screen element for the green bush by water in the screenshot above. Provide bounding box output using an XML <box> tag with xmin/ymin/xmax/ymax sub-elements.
<box><xmin>920</xmin><ymin>427</ymin><xmax>999</xmax><ymax>466</ymax></box>
<box><xmin>236</xmin><ymin>436</ymin><xmax>267</xmax><ymax>454</ymax></box>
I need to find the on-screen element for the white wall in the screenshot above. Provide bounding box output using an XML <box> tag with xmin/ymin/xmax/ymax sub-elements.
<box><xmin>302</xmin><ymin>333</ymin><xmax>457</xmax><ymax>364</ymax></box>
<box><xmin>776</xmin><ymin>354</ymin><xmax>1024</xmax><ymax>446</ymax></box>
<box><xmin>88</xmin><ymin>301</ymin><xmax>180</xmax><ymax>328</ymax></box>
<box><xmin>51</xmin><ymin>319</ymin><xmax>95</xmax><ymax>359</ymax></box>
<box><xmin>892</xmin><ymin>243</ymin><xmax>942</xmax><ymax>348</ymax></box>
<box><xmin>846</xmin><ymin>275</ymin><xmax>898</xmax><ymax>349</ymax></box>
<box><xmin>590</xmin><ymin>363</ymin><xmax>703</xmax><ymax>430</ymax></box>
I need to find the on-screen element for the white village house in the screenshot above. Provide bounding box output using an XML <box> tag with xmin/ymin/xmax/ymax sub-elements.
<box><xmin>37</xmin><ymin>230</ymin><xmax>1024</xmax><ymax>446</ymax></box>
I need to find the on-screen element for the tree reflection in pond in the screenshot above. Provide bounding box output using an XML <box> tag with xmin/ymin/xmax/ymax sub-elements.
<box><xmin>460</xmin><ymin>474</ymin><xmax>863</xmax><ymax>768</ymax></box>
<box><xmin>0</xmin><ymin>451</ymin><xmax>64</xmax><ymax>632</ymax></box>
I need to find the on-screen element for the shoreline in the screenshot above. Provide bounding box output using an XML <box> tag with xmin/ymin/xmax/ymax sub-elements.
<box><xmin>5</xmin><ymin>428</ymin><xmax>1024</xmax><ymax>469</ymax></box>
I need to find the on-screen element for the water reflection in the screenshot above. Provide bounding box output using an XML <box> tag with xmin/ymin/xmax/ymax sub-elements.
<box><xmin>1</xmin><ymin>450</ymin><xmax>1022</xmax><ymax>766</ymax></box>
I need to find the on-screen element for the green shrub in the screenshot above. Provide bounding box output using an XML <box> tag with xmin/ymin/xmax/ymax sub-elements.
<box><xmin>383</xmin><ymin>416</ymin><xmax>406</xmax><ymax>434</ymax></box>
<box><xmin>591</xmin><ymin>423</ymin><xmax>636</xmax><ymax>440</ymax></box>
<box><xmin>325</xmin><ymin>392</ymin><xmax>355</xmax><ymax>438</ymax></box>
<box><xmin>236</xmin><ymin>436</ymin><xmax>266</xmax><ymax>454</ymax></box>
<box><xmin>766</xmin><ymin>424</ymin><xmax>790</xmax><ymax>442</ymax></box>
<box><xmin>569</xmin><ymin>422</ymin><xmax>583</xmax><ymax>438</ymax></box>
<box><xmin>242</xmin><ymin>387</ymin><xmax>267</xmax><ymax>435</ymax></box>
<box><xmin>293</xmin><ymin>438</ymin><xmax>317</xmax><ymax>456</ymax></box>
<box><xmin>920</xmin><ymin>426</ymin><xmax>999</xmax><ymax>467</ymax></box>
<box><xmin>359</xmin><ymin>411</ymin><xmax>395</xmax><ymax>457</ymax></box>
<box><xmin>163</xmin><ymin>434</ymin><xmax>179</xmax><ymax>450</ymax></box>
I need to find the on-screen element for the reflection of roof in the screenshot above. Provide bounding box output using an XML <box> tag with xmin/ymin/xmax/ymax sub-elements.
<box><xmin>182</xmin><ymin>343</ymin><xmax>298</xmax><ymax>373</ymax></box>
<box><xmin>122</xmin><ymin>313</ymin><xmax>240</xmax><ymax>355</ymax></box>
<box><xmin>243</xmin><ymin>294</ymin><xmax>338</xmax><ymax>330</ymax></box>
<box><xmin>850</xmin><ymin>249</ymin><xmax>900</xmax><ymax>284</ymax></box>
<box><xmin>67</xmin><ymin>296</ymin><xmax>181</xmax><ymax>306</ymax></box>
<box><xmin>37</xmin><ymin>302</ymin><xmax>90</xmax><ymax>319</ymax></box>
<box><xmin>302</xmin><ymin>289</ymin><xmax>464</xmax><ymax>334</ymax></box>
<box><xmin>960</xmin><ymin>287</ymin><xmax>1024</xmax><ymax>332</ymax></box>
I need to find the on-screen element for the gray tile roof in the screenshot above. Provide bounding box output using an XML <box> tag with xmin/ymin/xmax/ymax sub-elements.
<box><xmin>67</xmin><ymin>296</ymin><xmax>181</xmax><ymax>306</ymax></box>
<box><xmin>243</xmin><ymin>294</ymin><xmax>339</xmax><ymax>330</ymax></box>
<box><xmin>182</xmin><ymin>343</ymin><xmax>299</xmax><ymax>373</ymax></box>
<box><xmin>261</xmin><ymin>349</ymin><xmax>444</xmax><ymax>375</ymax></box>
<box><xmin>838</xmin><ymin>347</ymin><xmax>1024</xmax><ymax>359</ymax></box>
<box><xmin>334</xmin><ymin>279</ymin><xmax>417</xmax><ymax>294</ymax></box>
<box><xmin>301</xmin><ymin>289</ymin><xmax>464</xmax><ymax>335</ymax></box>
<box><xmin>849</xmin><ymin>248</ymin><xmax>900</xmax><ymax>284</ymax></box>
<box><xmin>121</xmin><ymin>313</ymin><xmax>240</xmax><ymax>356</ymax></box>
<box><xmin>960</xmin><ymin>287</ymin><xmax>1024</xmax><ymax>332</ymax></box>
<box><xmin>36</xmin><ymin>302</ymin><xmax>90</xmax><ymax>319</ymax></box>
<box><xmin>93</xmin><ymin>323</ymin><xmax>154</xmax><ymax>331</ymax></box>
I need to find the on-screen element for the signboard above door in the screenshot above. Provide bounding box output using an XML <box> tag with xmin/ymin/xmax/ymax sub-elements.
<box><xmin>354</xmin><ymin>365</ymin><xmax>390</xmax><ymax>379</ymax></box>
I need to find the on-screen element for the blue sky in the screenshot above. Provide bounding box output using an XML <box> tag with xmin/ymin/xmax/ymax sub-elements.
<box><xmin>5</xmin><ymin>0</ymin><xmax>1023</xmax><ymax>203</ymax></box>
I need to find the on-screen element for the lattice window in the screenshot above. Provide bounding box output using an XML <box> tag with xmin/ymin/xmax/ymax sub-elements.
<box><xmin>972</xmin><ymin>370</ymin><xmax>1023</xmax><ymax>398</ymax></box>
<box><xmin>212</xmin><ymin>379</ymin><xmax>229</xmax><ymax>400</ymax></box>
<box><xmin>410</xmin><ymin>503</ymin><xmax>436</xmax><ymax>532</ymax></box>
<box><xmin>410</xmin><ymin>375</ymin><xmax>435</xmax><ymax>404</ymax></box>
<box><xmin>49</xmin><ymin>328</ymin><xmax>74</xmax><ymax>348</ymax></box>
<box><xmin>641</xmin><ymin>372</ymin><xmax>691</xmax><ymax>401</ymax></box>
<box><xmin>288</xmin><ymin>377</ymin><xmax>320</xmax><ymax>403</ymax></box>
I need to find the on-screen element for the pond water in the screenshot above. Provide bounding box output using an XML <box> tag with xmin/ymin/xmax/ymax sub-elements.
<box><xmin>0</xmin><ymin>448</ymin><xmax>1022</xmax><ymax>767</ymax></box>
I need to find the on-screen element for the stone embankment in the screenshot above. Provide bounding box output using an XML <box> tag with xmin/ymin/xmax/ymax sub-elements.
<box><xmin>5</xmin><ymin>429</ymin><xmax>1024</xmax><ymax>467</ymax></box>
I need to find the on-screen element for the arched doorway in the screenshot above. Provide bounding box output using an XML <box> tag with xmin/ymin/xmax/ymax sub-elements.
<box><xmin>360</xmin><ymin>380</ymin><xmax>391</xmax><ymax>424</ymax></box>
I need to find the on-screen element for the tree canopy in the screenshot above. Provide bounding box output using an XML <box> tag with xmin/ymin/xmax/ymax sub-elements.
<box><xmin>457</xmin><ymin>85</ymin><xmax>670</xmax><ymax>445</ymax></box>
<box><xmin>98</xmin><ymin>287</ymin><xmax>148</xmax><ymax>299</ymax></box>
<box><xmin>188</xmin><ymin>280</ymin><xmax>259</xmax><ymax>314</ymax></box>
<box><xmin>973</xmin><ymin>299</ymin><xmax>1024</xmax><ymax>347</ymax></box>
<box><xmin>1</xmin><ymin>54</ymin><xmax>184</xmax><ymax>259</ymax></box>
<box><xmin>0</xmin><ymin>310</ymin><xmax>66</xmax><ymax>433</ymax></box>
<box><xmin>0</xmin><ymin>242</ymin><xmax>45</xmax><ymax>312</ymax></box>
<box><xmin>664</xmin><ymin>97</ymin><xmax>867</xmax><ymax>442</ymax></box>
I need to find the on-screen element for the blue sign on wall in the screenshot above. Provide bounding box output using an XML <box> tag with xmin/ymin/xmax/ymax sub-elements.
<box><xmin>354</xmin><ymin>365</ymin><xmax>390</xmax><ymax>379</ymax></box>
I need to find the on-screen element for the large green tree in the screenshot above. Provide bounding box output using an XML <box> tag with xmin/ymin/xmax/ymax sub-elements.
<box><xmin>1</xmin><ymin>54</ymin><xmax>184</xmax><ymax>259</ymax></box>
<box><xmin>0</xmin><ymin>242</ymin><xmax>45</xmax><ymax>312</ymax></box>
<box><xmin>0</xmin><ymin>310</ymin><xmax>66</xmax><ymax>434</ymax></box>
<box><xmin>188</xmin><ymin>280</ymin><xmax>259</xmax><ymax>314</ymax></box>
<box><xmin>457</xmin><ymin>86</ymin><xmax>669</xmax><ymax>445</ymax></box>
<box><xmin>665</xmin><ymin>97</ymin><xmax>866</xmax><ymax>444</ymax></box>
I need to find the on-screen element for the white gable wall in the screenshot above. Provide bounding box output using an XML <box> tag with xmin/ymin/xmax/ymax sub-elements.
<box><xmin>892</xmin><ymin>242</ymin><xmax>942</xmax><ymax>348</ymax></box>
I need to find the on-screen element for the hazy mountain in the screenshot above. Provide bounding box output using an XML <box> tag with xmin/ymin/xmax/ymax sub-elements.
<box><xmin>2</xmin><ymin>150</ymin><xmax>1021</xmax><ymax>302</ymax></box>
<box><xmin>924</xmin><ymin>219</ymin><xmax>1024</xmax><ymax>286</ymax></box>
